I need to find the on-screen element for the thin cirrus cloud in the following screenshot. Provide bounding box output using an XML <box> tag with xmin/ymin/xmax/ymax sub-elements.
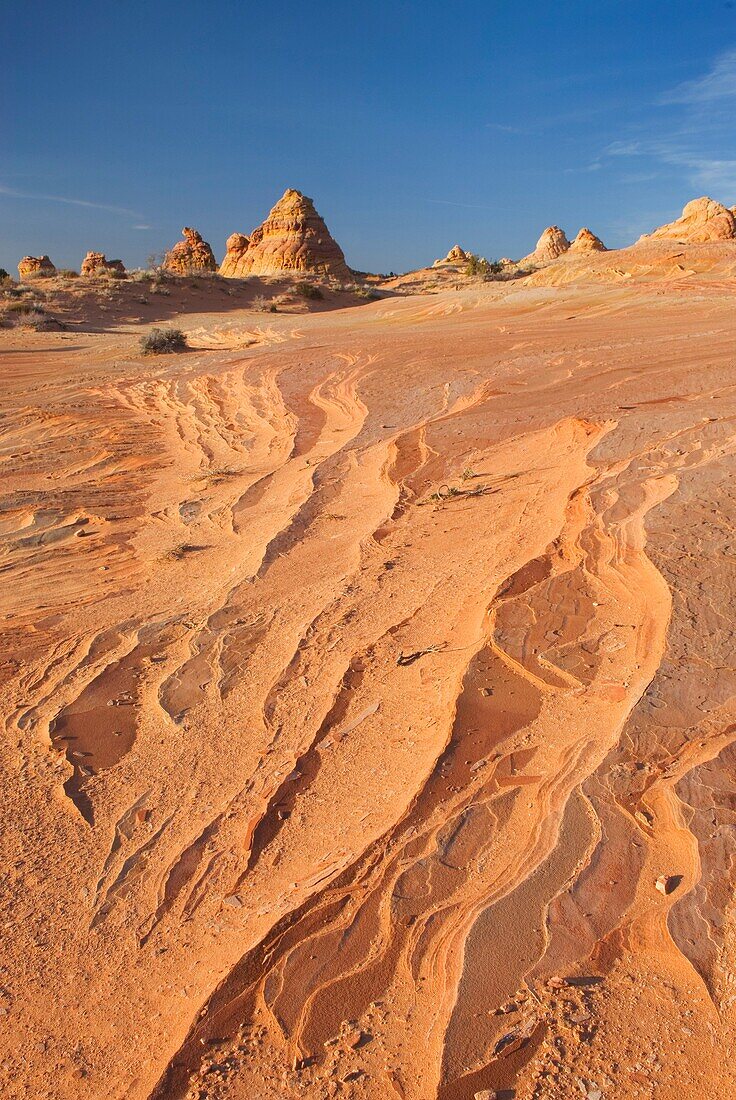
<box><xmin>660</xmin><ymin>47</ymin><xmax>736</xmax><ymax>105</ymax></box>
<box><xmin>599</xmin><ymin>49</ymin><xmax>736</xmax><ymax>198</ymax></box>
<box><xmin>0</xmin><ymin>184</ymin><xmax>143</xmax><ymax>220</ymax></box>
<box><xmin>605</xmin><ymin>140</ymin><xmax>736</xmax><ymax>194</ymax></box>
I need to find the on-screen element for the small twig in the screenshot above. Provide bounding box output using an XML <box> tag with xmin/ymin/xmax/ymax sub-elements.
<box><xmin>397</xmin><ymin>643</ymin><xmax>446</xmax><ymax>666</ymax></box>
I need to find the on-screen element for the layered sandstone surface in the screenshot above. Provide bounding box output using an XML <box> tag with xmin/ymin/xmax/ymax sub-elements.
<box><xmin>220</xmin><ymin>189</ymin><xmax>351</xmax><ymax>279</ymax></box>
<box><xmin>164</xmin><ymin>227</ymin><xmax>217</xmax><ymax>274</ymax></box>
<box><xmin>3</xmin><ymin>256</ymin><xmax>736</xmax><ymax>1100</ymax></box>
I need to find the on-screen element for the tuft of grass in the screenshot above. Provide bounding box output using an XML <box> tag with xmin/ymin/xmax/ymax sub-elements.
<box><xmin>57</xmin><ymin>269</ymin><xmax>79</xmax><ymax>279</ymax></box>
<box><xmin>139</xmin><ymin>327</ymin><xmax>187</xmax><ymax>355</ymax></box>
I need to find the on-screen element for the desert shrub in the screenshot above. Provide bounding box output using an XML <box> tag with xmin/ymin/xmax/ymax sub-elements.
<box><xmin>14</xmin><ymin>308</ymin><xmax>49</xmax><ymax>330</ymax></box>
<box><xmin>6</xmin><ymin>300</ymin><xmax>44</xmax><ymax>314</ymax></box>
<box><xmin>252</xmin><ymin>295</ymin><xmax>270</xmax><ymax>312</ymax></box>
<box><xmin>464</xmin><ymin>254</ymin><xmax>504</xmax><ymax>278</ymax></box>
<box><xmin>139</xmin><ymin>327</ymin><xmax>187</xmax><ymax>355</ymax></box>
<box><xmin>0</xmin><ymin>268</ymin><xmax>9</xmax><ymax>282</ymax></box>
<box><xmin>97</xmin><ymin>266</ymin><xmax>126</xmax><ymax>280</ymax></box>
<box><xmin>353</xmin><ymin>286</ymin><xmax>381</xmax><ymax>301</ymax></box>
<box><xmin>57</xmin><ymin>269</ymin><xmax>78</xmax><ymax>279</ymax></box>
<box><xmin>295</xmin><ymin>281</ymin><xmax>324</xmax><ymax>300</ymax></box>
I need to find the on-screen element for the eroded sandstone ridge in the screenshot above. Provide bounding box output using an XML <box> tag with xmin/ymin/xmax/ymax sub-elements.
<box><xmin>570</xmin><ymin>227</ymin><xmax>606</xmax><ymax>252</ymax></box>
<box><xmin>164</xmin><ymin>228</ymin><xmax>217</xmax><ymax>274</ymax></box>
<box><xmin>17</xmin><ymin>255</ymin><xmax>55</xmax><ymax>278</ymax></box>
<box><xmin>642</xmin><ymin>196</ymin><xmax>736</xmax><ymax>243</ymax></box>
<box><xmin>80</xmin><ymin>252</ymin><xmax>126</xmax><ymax>277</ymax></box>
<box><xmin>219</xmin><ymin>189</ymin><xmax>351</xmax><ymax>279</ymax></box>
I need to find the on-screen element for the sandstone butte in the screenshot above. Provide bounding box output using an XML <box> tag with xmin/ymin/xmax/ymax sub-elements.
<box><xmin>569</xmin><ymin>226</ymin><xmax>606</xmax><ymax>252</ymax></box>
<box><xmin>433</xmin><ymin>244</ymin><xmax>470</xmax><ymax>266</ymax></box>
<box><xmin>17</xmin><ymin>254</ymin><xmax>55</xmax><ymax>278</ymax></box>
<box><xmin>219</xmin><ymin>188</ymin><xmax>352</xmax><ymax>279</ymax></box>
<box><xmin>163</xmin><ymin>227</ymin><xmax>217</xmax><ymax>275</ymax></box>
<box><xmin>641</xmin><ymin>196</ymin><xmax>736</xmax><ymax>243</ymax></box>
<box><xmin>522</xmin><ymin>225</ymin><xmax>571</xmax><ymax>264</ymax></box>
<box><xmin>80</xmin><ymin>251</ymin><xmax>126</xmax><ymax>277</ymax></box>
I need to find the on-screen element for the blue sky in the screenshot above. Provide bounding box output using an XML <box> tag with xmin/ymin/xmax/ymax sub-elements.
<box><xmin>3</xmin><ymin>1</ymin><xmax>736</xmax><ymax>273</ymax></box>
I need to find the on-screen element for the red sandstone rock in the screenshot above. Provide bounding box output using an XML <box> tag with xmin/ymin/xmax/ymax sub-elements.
<box><xmin>218</xmin><ymin>233</ymin><xmax>250</xmax><ymax>278</ymax></box>
<box><xmin>80</xmin><ymin>252</ymin><xmax>126</xmax><ymax>277</ymax></box>
<box><xmin>219</xmin><ymin>189</ymin><xmax>350</xmax><ymax>279</ymax></box>
<box><xmin>18</xmin><ymin>255</ymin><xmax>56</xmax><ymax>278</ymax></box>
<box><xmin>164</xmin><ymin>227</ymin><xmax>217</xmax><ymax>275</ymax></box>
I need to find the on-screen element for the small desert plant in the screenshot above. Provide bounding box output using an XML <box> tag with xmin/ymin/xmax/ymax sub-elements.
<box><xmin>6</xmin><ymin>300</ymin><xmax>44</xmax><ymax>314</ymax></box>
<box><xmin>295</xmin><ymin>281</ymin><xmax>324</xmax><ymax>300</ymax></box>
<box><xmin>139</xmin><ymin>327</ymin><xmax>187</xmax><ymax>355</ymax></box>
<box><xmin>252</xmin><ymin>295</ymin><xmax>270</xmax><ymax>312</ymax></box>
<box><xmin>14</xmin><ymin>308</ymin><xmax>49</xmax><ymax>330</ymax></box>
<box><xmin>57</xmin><ymin>269</ymin><xmax>78</xmax><ymax>279</ymax></box>
<box><xmin>464</xmin><ymin>254</ymin><xmax>504</xmax><ymax>278</ymax></box>
<box><xmin>0</xmin><ymin>268</ymin><xmax>9</xmax><ymax>282</ymax></box>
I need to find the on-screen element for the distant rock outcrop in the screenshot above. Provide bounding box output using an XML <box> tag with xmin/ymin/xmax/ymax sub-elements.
<box><xmin>18</xmin><ymin>255</ymin><xmax>55</xmax><ymax>278</ymax></box>
<box><xmin>218</xmin><ymin>233</ymin><xmax>251</xmax><ymax>278</ymax></box>
<box><xmin>570</xmin><ymin>227</ymin><xmax>606</xmax><ymax>252</ymax></box>
<box><xmin>433</xmin><ymin>244</ymin><xmax>470</xmax><ymax>267</ymax></box>
<box><xmin>81</xmin><ymin>251</ymin><xmax>126</xmax><ymax>276</ymax></box>
<box><xmin>523</xmin><ymin>226</ymin><xmax>570</xmax><ymax>265</ymax></box>
<box><xmin>164</xmin><ymin>228</ymin><xmax>217</xmax><ymax>274</ymax></box>
<box><xmin>642</xmin><ymin>197</ymin><xmax>736</xmax><ymax>243</ymax></box>
<box><xmin>219</xmin><ymin>189</ymin><xmax>351</xmax><ymax>279</ymax></box>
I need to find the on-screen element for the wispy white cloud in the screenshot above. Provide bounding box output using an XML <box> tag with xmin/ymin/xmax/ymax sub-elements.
<box><xmin>604</xmin><ymin>138</ymin><xmax>736</xmax><ymax>195</ymax></box>
<box><xmin>0</xmin><ymin>184</ymin><xmax>143</xmax><ymax>219</ymax></box>
<box><xmin>485</xmin><ymin>122</ymin><xmax>523</xmax><ymax>134</ymax></box>
<box><xmin>133</xmin><ymin>224</ymin><xmax>152</xmax><ymax>230</ymax></box>
<box><xmin>661</xmin><ymin>48</ymin><xmax>736</xmax><ymax>105</ymax></box>
<box><xmin>426</xmin><ymin>198</ymin><xmax>499</xmax><ymax>211</ymax></box>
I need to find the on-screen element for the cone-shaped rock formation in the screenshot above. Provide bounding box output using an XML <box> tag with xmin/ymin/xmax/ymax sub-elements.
<box><xmin>219</xmin><ymin>189</ymin><xmax>351</xmax><ymax>279</ymax></box>
<box><xmin>570</xmin><ymin>227</ymin><xmax>606</xmax><ymax>252</ymax></box>
<box><xmin>522</xmin><ymin>226</ymin><xmax>570</xmax><ymax>265</ymax></box>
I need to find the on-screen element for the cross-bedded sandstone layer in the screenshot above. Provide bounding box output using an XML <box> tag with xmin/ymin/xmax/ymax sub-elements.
<box><xmin>3</xmin><ymin>252</ymin><xmax>736</xmax><ymax>1100</ymax></box>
